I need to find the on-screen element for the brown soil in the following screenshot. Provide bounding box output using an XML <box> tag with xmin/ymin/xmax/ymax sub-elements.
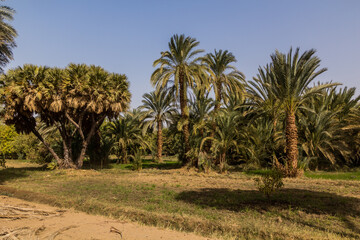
<box><xmin>0</xmin><ymin>195</ymin><xmax>213</xmax><ymax>240</ymax></box>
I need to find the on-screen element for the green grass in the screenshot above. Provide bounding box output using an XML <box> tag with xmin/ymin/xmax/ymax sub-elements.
<box><xmin>244</xmin><ymin>169</ymin><xmax>273</xmax><ymax>176</ymax></box>
<box><xmin>245</xmin><ymin>168</ymin><xmax>360</xmax><ymax>181</ymax></box>
<box><xmin>1</xmin><ymin>160</ymin><xmax>360</xmax><ymax>239</ymax></box>
<box><xmin>108</xmin><ymin>159</ymin><xmax>181</xmax><ymax>170</ymax></box>
<box><xmin>305</xmin><ymin>171</ymin><xmax>360</xmax><ymax>180</ymax></box>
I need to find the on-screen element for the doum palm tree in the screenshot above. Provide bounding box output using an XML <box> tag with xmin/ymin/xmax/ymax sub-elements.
<box><xmin>140</xmin><ymin>89</ymin><xmax>176</xmax><ymax>162</ymax></box>
<box><xmin>268</xmin><ymin>48</ymin><xmax>338</xmax><ymax>177</ymax></box>
<box><xmin>151</xmin><ymin>34</ymin><xmax>205</xmax><ymax>164</ymax></box>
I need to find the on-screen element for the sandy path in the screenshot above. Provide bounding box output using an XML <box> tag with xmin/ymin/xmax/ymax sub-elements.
<box><xmin>0</xmin><ymin>196</ymin><xmax>213</xmax><ymax>240</ymax></box>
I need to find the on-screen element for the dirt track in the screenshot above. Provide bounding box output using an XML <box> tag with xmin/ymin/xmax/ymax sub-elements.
<box><xmin>0</xmin><ymin>195</ymin><xmax>213</xmax><ymax>240</ymax></box>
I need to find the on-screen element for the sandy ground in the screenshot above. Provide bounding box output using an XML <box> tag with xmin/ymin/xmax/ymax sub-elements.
<box><xmin>0</xmin><ymin>195</ymin><xmax>213</xmax><ymax>240</ymax></box>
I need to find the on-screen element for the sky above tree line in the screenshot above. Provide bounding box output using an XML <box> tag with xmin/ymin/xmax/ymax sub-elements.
<box><xmin>5</xmin><ymin>0</ymin><xmax>360</xmax><ymax>108</ymax></box>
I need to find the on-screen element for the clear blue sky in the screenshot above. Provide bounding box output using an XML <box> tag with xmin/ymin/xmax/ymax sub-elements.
<box><xmin>5</xmin><ymin>0</ymin><xmax>360</xmax><ymax>108</ymax></box>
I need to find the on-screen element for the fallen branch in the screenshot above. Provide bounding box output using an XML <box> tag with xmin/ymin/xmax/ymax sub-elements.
<box><xmin>46</xmin><ymin>225</ymin><xmax>78</xmax><ymax>240</ymax></box>
<box><xmin>110</xmin><ymin>226</ymin><xmax>123</xmax><ymax>239</ymax></box>
<box><xmin>0</xmin><ymin>227</ymin><xmax>30</xmax><ymax>240</ymax></box>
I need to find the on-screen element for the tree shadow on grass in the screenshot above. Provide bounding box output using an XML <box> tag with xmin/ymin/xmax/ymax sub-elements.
<box><xmin>89</xmin><ymin>159</ymin><xmax>182</xmax><ymax>171</ymax></box>
<box><xmin>121</xmin><ymin>161</ymin><xmax>182</xmax><ymax>170</ymax></box>
<box><xmin>0</xmin><ymin>166</ymin><xmax>47</xmax><ymax>185</ymax></box>
<box><xmin>175</xmin><ymin>188</ymin><xmax>360</xmax><ymax>238</ymax></box>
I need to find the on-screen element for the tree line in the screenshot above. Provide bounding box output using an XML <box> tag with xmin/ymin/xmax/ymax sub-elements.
<box><xmin>0</xmin><ymin>2</ymin><xmax>359</xmax><ymax>177</ymax></box>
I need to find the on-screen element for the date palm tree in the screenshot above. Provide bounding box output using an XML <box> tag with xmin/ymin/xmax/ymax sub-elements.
<box><xmin>202</xmin><ymin>49</ymin><xmax>245</xmax><ymax>112</ymax></box>
<box><xmin>299</xmin><ymin>87</ymin><xmax>360</xmax><ymax>169</ymax></box>
<box><xmin>248</xmin><ymin>65</ymin><xmax>282</xmax><ymax>131</ymax></box>
<box><xmin>151</xmin><ymin>34</ymin><xmax>205</xmax><ymax>164</ymax></box>
<box><xmin>0</xmin><ymin>4</ymin><xmax>17</xmax><ymax>72</ymax></box>
<box><xmin>140</xmin><ymin>89</ymin><xmax>176</xmax><ymax>162</ymax></box>
<box><xmin>107</xmin><ymin>110</ymin><xmax>147</xmax><ymax>164</ymax></box>
<box><xmin>200</xmin><ymin>111</ymin><xmax>240</xmax><ymax>173</ymax></box>
<box><xmin>189</xmin><ymin>88</ymin><xmax>214</xmax><ymax>137</ymax></box>
<box><xmin>268</xmin><ymin>48</ymin><xmax>338</xmax><ymax>177</ymax></box>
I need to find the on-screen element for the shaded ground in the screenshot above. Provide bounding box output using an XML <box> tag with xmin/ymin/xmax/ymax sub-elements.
<box><xmin>1</xmin><ymin>160</ymin><xmax>360</xmax><ymax>239</ymax></box>
<box><xmin>0</xmin><ymin>195</ymin><xmax>213</xmax><ymax>240</ymax></box>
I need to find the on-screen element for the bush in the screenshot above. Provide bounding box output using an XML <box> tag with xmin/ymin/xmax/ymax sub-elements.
<box><xmin>198</xmin><ymin>151</ymin><xmax>212</xmax><ymax>173</ymax></box>
<box><xmin>254</xmin><ymin>170</ymin><xmax>284</xmax><ymax>199</ymax></box>
<box><xmin>131</xmin><ymin>150</ymin><xmax>143</xmax><ymax>171</ymax></box>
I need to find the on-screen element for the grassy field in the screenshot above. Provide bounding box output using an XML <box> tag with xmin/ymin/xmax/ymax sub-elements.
<box><xmin>1</xmin><ymin>159</ymin><xmax>360</xmax><ymax>239</ymax></box>
<box><xmin>245</xmin><ymin>169</ymin><xmax>360</xmax><ymax>181</ymax></box>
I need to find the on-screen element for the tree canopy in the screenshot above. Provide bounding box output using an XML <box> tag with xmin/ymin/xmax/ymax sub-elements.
<box><xmin>0</xmin><ymin>64</ymin><xmax>130</xmax><ymax>168</ymax></box>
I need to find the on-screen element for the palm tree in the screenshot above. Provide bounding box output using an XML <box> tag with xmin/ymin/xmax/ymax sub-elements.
<box><xmin>248</xmin><ymin>65</ymin><xmax>282</xmax><ymax>132</ymax></box>
<box><xmin>0</xmin><ymin>3</ymin><xmax>17</xmax><ymax>72</ymax></box>
<box><xmin>189</xmin><ymin>89</ymin><xmax>214</xmax><ymax>136</ymax></box>
<box><xmin>151</xmin><ymin>34</ymin><xmax>205</xmax><ymax>164</ymax></box>
<box><xmin>107</xmin><ymin>111</ymin><xmax>147</xmax><ymax>164</ymax></box>
<box><xmin>202</xmin><ymin>49</ymin><xmax>245</xmax><ymax>111</ymax></box>
<box><xmin>268</xmin><ymin>48</ymin><xmax>338</xmax><ymax>177</ymax></box>
<box><xmin>298</xmin><ymin>87</ymin><xmax>360</xmax><ymax>169</ymax></box>
<box><xmin>1</xmin><ymin>64</ymin><xmax>130</xmax><ymax>169</ymax></box>
<box><xmin>200</xmin><ymin>111</ymin><xmax>240</xmax><ymax>173</ymax></box>
<box><xmin>299</xmin><ymin>100</ymin><xmax>347</xmax><ymax>169</ymax></box>
<box><xmin>140</xmin><ymin>89</ymin><xmax>176</xmax><ymax>162</ymax></box>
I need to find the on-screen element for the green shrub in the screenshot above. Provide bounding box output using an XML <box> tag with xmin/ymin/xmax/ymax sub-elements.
<box><xmin>47</xmin><ymin>160</ymin><xmax>58</xmax><ymax>170</ymax></box>
<box><xmin>254</xmin><ymin>170</ymin><xmax>284</xmax><ymax>199</ymax></box>
<box><xmin>131</xmin><ymin>150</ymin><xmax>143</xmax><ymax>171</ymax></box>
<box><xmin>198</xmin><ymin>151</ymin><xmax>212</xmax><ymax>173</ymax></box>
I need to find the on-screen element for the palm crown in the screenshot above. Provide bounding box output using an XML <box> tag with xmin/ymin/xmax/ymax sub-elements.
<box><xmin>202</xmin><ymin>49</ymin><xmax>245</xmax><ymax>110</ymax></box>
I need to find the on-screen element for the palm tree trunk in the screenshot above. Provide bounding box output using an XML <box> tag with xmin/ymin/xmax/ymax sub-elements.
<box><xmin>219</xmin><ymin>152</ymin><xmax>226</xmax><ymax>173</ymax></box>
<box><xmin>211</xmin><ymin>81</ymin><xmax>222</xmax><ymax>166</ymax></box>
<box><xmin>75</xmin><ymin>115</ymin><xmax>106</xmax><ymax>169</ymax></box>
<box><xmin>214</xmin><ymin>80</ymin><xmax>222</xmax><ymax>112</ymax></box>
<box><xmin>272</xmin><ymin>114</ymin><xmax>278</xmax><ymax>147</ymax></box>
<box><xmin>157</xmin><ymin>120</ymin><xmax>163</xmax><ymax>163</ymax></box>
<box><xmin>285</xmin><ymin>109</ymin><xmax>299</xmax><ymax>177</ymax></box>
<box><xmin>62</xmin><ymin>140</ymin><xmax>76</xmax><ymax>169</ymax></box>
<box><xmin>30</xmin><ymin>127</ymin><xmax>65</xmax><ymax>168</ymax></box>
<box><xmin>59</xmin><ymin>127</ymin><xmax>76</xmax><ymax>169</ymax></box>
<box><xmin>179</xmin><ymin>73</ymin><xmax>190</xmax><ymax>164</ymax></box>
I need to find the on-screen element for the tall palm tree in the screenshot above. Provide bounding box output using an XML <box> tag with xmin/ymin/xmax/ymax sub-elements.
<box><xmin>151</xmin><ymin>34</ymin><xmax>205</xmax><ymax>164</ymax></box>
<box><xmin>269</xmin><ymin>48</ymin><xmax>338</xmax><ymax>177</ymax></box>
<box><xmin>0</xmin><ymin>4</ymin><xmax>17</xmax><ymax>72</ymax></box>
<box><xmin>202</xmin><ymin>49</ymin><xmax>245</xmax><ymax>111</ymax></box>
<box><xmin>140</xmin><ymin>89</ymin><xmax>176</xmax><ymax>162</ymax></box>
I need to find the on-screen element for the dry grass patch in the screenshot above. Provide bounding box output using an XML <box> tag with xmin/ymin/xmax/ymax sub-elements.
<box><xmin>1</xmin><ymin>160</ymin><xmax>360</xmax><ymax>239</ymax></box>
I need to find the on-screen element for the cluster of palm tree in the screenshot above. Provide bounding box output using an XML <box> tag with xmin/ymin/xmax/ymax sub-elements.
<box><xmin>102</xmin><ymin>34</ymin><xmax>360</xmax><ymax>177</ymax></box>
<box><xmin>1</xmin><ymin>0</ymin><xmax>358</xmax><ymax>176</ymax></box>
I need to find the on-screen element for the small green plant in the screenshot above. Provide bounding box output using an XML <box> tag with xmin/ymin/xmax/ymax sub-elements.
<box><xmin>198</xmin><ymin>151</ymin><xmax>212</xmax><ymax>173</ymax></box>
<box><xmin>254</xmin><ymin>170</ymin><xmax>284</xmax><ymax>199</ymax></box>
<box><xmin>47</xmin><ymin>160</ymin><xmax>58</xmax><ymax>170</ymax></box>
<box><xmin>130</xmin><ymin>150</ymin><xmax>143</xmax><ymax>171</ymax></box>
<box><xmin>0</xmin><ymin>156</ymin><xmax>6</xmax><ymax>168</ymax></box>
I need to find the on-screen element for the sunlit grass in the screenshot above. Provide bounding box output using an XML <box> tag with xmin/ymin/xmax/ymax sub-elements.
<box><xmin>245</xmin><ymin>168</ymin><xmax>360</xmax><ymax>181</ymax></box>
<box><xmin>305</xmin><ymin>171</ymin><xmax>360</xmax><ymax>180</ymax></box>
<box><xmin>1</xmin><ymin>160</ymin><xmax>360</xmax><ymax>239</ymax></box>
